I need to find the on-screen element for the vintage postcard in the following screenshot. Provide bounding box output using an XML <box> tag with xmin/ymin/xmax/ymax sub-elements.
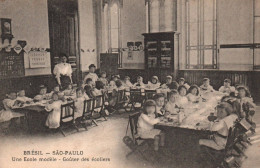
<box><xmin>0</xmin><ymin>0</ymin><xmax>260</xmax><ymax>168</ymax></box>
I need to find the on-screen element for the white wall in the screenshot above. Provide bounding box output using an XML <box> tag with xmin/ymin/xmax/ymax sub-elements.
<box><xmin>121</xmin><ymin>0</ymin><xmax>146</xmax><ymax>69</ymax></box>
<box><xmin>78</xmin><ymin>0</ymin><xmax>97</xmax><ymax>72</ymax></box>
<box><xmin>0</xmin><ymin>0</ymin><xmax>51</xmax><ymax>76</ymax></box>
<box><xmin>218</xmin><ymin>0</ymin><xmax>254</xmax><ymax>71</ymax></box>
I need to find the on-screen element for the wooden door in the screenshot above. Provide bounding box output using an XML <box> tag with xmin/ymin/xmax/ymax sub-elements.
<box><xmin>48</xmin><ymin>0</ymin><xmax>80</xmax><ymax>83</ymax></box>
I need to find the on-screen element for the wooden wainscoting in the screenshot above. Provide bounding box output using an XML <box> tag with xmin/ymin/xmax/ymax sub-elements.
<box><xmin>178</xmin><ymin>70</ymin><xmax>254</xmax><ymax>96</ymax></box>
<box><xmin>0</xmin><ymin>75</ymin><xmax>56</xmax><ymax>108</ymax></box>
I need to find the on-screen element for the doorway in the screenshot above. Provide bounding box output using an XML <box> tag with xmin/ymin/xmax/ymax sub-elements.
<box><xmin>47</xmin><ymin>0</ymin><xmax>80</xmax><ymax>83</ymax></box>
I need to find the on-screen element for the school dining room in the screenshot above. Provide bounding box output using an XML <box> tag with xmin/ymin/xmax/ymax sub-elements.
<box><xmin>0</xmin><ymin>0</ymin><xmax>260</xmax><ymax>168</ymax></box>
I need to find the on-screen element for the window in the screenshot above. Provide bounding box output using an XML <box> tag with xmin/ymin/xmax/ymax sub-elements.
<box><xmin>145</xmin><ymin>0</ymin><xmax>177</xmax><ymax>33</ymax></box>
<box><xmin>185</xmin><ymin>0</ymin><xmax>217</xmax><ymax>69</ymax></box>
<box><xmin>103</xmin><ymin>0</ymin><xmax>121</xmax><ymax>53</ymax></box>
<box><xmin>253</xmin><ymin>0</ymin><xmax>260</xmax><ymax>69</ymax></box>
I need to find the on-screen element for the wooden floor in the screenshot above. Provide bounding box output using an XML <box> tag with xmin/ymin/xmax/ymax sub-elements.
<box><xmin>0</xmin><ymin>108</ymin><xmax>260</xmax><ymax>168</ymax></box>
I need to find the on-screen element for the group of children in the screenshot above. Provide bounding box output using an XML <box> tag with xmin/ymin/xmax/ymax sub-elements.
<box><xmin>135</xmin><ymin>77</ymin><xmax>256</xmax><ymax>152</ymax></box>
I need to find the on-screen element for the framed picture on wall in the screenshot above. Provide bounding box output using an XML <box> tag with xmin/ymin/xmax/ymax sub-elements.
<box><xmin>0</xmin><ymin>18</ymin><xmax>14</xmax><ymax>43</ymax></box>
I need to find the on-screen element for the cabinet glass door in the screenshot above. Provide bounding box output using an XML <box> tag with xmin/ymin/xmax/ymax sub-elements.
<box><xmin>160</xmin><ymin>40</ymin><xmax>171</xmax><ymax>68</ymax></box>
<box><xmin>147</xmin><ymin>41</ymin><xmax>158</xmax><ymax>68</ymax></box>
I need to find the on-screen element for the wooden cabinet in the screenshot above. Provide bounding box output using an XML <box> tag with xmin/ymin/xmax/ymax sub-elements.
<box><xmin>143</xmin><ymin>32</ymin><xmax>175</xmax><ymax>82</ymax></box>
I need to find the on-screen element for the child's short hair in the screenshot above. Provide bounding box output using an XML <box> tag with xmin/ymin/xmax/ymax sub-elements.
<box><xmin>166</xmin><ymin>75</ymin><xmax>172</xmax><ymax>80</ymax></box>
<box><xmin>178</xmin><ymin>78</ymin><xmax>185</xmax><ymax>82</ymax></box>
<box><xmin>39</xmin><ymin>85</ymin><xmax>47</xmax><ymax>90</ymax></box>
<box><xmin>100</xmin><ymin>71</ymin><xmax>106</xmax><ymax>75</ymax></box>
<box><xmin>137</xmin><ymin>76</ymin><xmax>143</xmax><ymax>80</ymax></box>
<box><xmin>167</xmin><ymin>90</ymin><xmax>178</xmax><ymax>100</ymax></box>
<box><xmin>217</xmin><ymin>102</ymin><xmax>233</xmax><ymax>116</ymax></box>
<box><xmin>237</xmin><ymin>85</ymin><xmax>251</xmax><ymax>97</ymax></box>
<box><xmin>203</xmin><ymin>78</ymin><xmax>210</xmax><ymax>82</ymax></box>
<box><xmin>153</xmin><ymin>93</ymin><xmax>165</xmax><ymax>100</ymax></box>
<box><xmin>52</xmin><ymin>91</ymin><xmax>59</xmax><ymax>98</ymax></box>
<box><xmin>188</xmin><ymin>85</ymin><xmax>200</xmax><ymax>96</ymax></box>
<box><xmin>224</xmin><ymin>79</ymin><xmax>231</xmax><ymax>84</ymax></box>
<box><xmin>76</xmin><ymin>87</ymin><xmax>84</xmax><ymax>93</ymax></box>
<box><xmin>89</xmin><ymin>64</ymin><xmax>96</xmax><ymax>69</ymax></box>
<box><xmin>124</xmin><ymin>76</ymin><xmax>130</xmax><ymax>80</ymax></box>
<box><xmin>178</xmin><ymin>85</ymin><xmax>187</xmax><ymax>93</ymax></box>
<box><xmin>143</xmin><ymin>99</ymin><xmax>156</xmax><ymax>108</ymax></box>
<box><xmin>151</xmin><ymin>76</ymin><xmax>159</xmax><ymax>81</ymax></box>
<box><xmin>96</xmin><ymin>81</ymin><xmax>105</xmax><ymax>90</ymax></box>
<box><xmin>115</xmin><ymin>80</ymin><xmax>123</xmax><ymax>88</ymax></box>
<box><xmin>85</xmin><ymin>78</ymin><xmax>92</xmax><ymax>84</ymax></box>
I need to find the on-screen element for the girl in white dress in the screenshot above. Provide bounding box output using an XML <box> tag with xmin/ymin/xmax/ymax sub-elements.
<box><xmin>147</xmin><ymin>76</ymin><xmax>161</xmax><ymax>90</ymax></box>
<box><xmin>199</xmin><ymin>102</ymin><xmax>238</xmax><ymax>150</ymax></box>
<box><xmin>137</xmin><ymin>100</ymin><xmax>165</xmax><ymax>151</ymax></box>
<box><xmin>123</xmin><ymin>76</ymin><xmax>133</xmax><ymax>88</ymax></box>
<box><xmin>16</xmin><ymin>90</ymin><xmax>33</xmax><ymax>103</ymax></box>
<box><xmin>45</xmin><ymin>92</ymin><xmax>63</xmax><ymax>129</ymax></box>
<box><xmin>74</xmin><ymin>88</ymin><xmax>85</xmax><ymax>119</ymax></box>
<box><xmin>165</xmin><ymin>90</ymin><xmax>179</xmax><ymax>114</ymax></box>
<box><xmin>153</xmin><ymin>93</ymin><xmax>166</xmax><ymax>117</ymax></box>
<box><xmin>34</xmin><ymin>85</ymin><xmax>49</xmax><ymax>101</ymax></box>
<box><xmin>187</xmin><ymin>85</ymin><xmax>201</xmax><ymax>103</ymax></box>
<box><xmin>176</xmin><ymin>85</ymin><xmax>189</xmax><ymax>108</ymax></box>
<box><xmin>133</xmin><ymin>76</ymin><xmax>145</xmax><ymax>88</ymax></box>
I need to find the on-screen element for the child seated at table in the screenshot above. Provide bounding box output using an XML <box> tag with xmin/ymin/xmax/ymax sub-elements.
<box><xmin>161</xmin><ymin>76</ymin><xmax>179</xmax><ymax>90</ymax></box>
<box><xmin>74</xmin><ymin>88</ymin><xmax>85</xmax><ymax>119</ymax></box>
<box><xmin>49</xmin><ymin>85</ymin><xmax>65</xmax><ymax>99</ymax></box>
<box><xmin>133</xmin><ymin>76</ymin><xmax>145</xmax><ymax>88</ymax></box>
<box><xmin>165</xmin><ymin>90</ymin><xmax>179</xmax><ymax>114</ymax></box>
<box><xmin>94</xmin><ymin>81</ymin><xmax>105</xmax><ymax>96</ymax></box>
<box><xmin>123</xmin><ymin>76</ymin><xmax>133</xmax><ymax>88</ymax></box>
<box><xmin>218</xmin><ymin>79</ymin><xmax>235</xmax><ymax>95</ymax></box>
<box><xmin>200</xmin><ymin>78</ymin><xmax>215</xmax><ymax>94</ymax></box>
<box><xmin>98</xmin><ymin>71</ymin><xmax>109</xmax><ymax>86</ymax></box>
<box><xmin>147</xmin><ymin>76</ymin><xmax>161</xmax><ymax>90</ymax></box>
<box><xmin>178</xmin><ymin>78</ymin><xmax>190</xmax><ymax>90</ymax></box>
<box><xmin>63</xmin><ymin>84</ymin><xmax>75</xmax><ymax>96</ymax></box>
<box><xmin>236</xmin><ymin>86</ymin><xmax>256</xmax><ymax>123</ymax></box>
<box><xmin>187</xmin><ymin>85</ymin><xmax>201</xmax><ymax>103</ymax></box>
<box><xmin>84</xmin><ymin>78</ymin><xmax>96</xmax><ymax>98</ymax></box>
<box><xmin>115</xmin><ymin>80</ymin><xmax>125</xmax><ymax>90</ymax></box>
<box><xmin>34</xmin><ymin>85</ymin><xmax>49</xmax><ymax>101</ymax></box>
<box><xmin>137</xmin><ymin>100</ymin><xmax>165</xmax><ymax>151</ymax></box>
<box><xmin>45</xmin><ymin>92</ymin><xmax>63</xmax><ymax>129</ymax></box>
<box><xmin>153</xmin><ymin>93</ymin><xmax>166</xmax><ymax>117</ymax></box>
<box><xmin>176</xmin><ymin>85</ymin><xmax>189</xmax><ymax>108</ymax></box>
<box><xmin>3</xmin><ymin>92</ymin><xmax>24</xmax><ymax>118</ymax></box>
<box><xmin>199</xmin><ymin>102</ymin><xmax>238</xmax><ymax>151</ymax></box>
<box><xmin>16</xmin><ymin>89</ymin><xmax>33</xmax><ymax>103</ymax></box>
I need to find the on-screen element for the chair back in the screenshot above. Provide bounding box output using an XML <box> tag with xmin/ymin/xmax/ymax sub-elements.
<box><xmin>225</xmin><ymin>126</ymin><xmax>238</xmax><ymax>152</ymax></box>
<box><xmin>83</xmin><ymin>99</ymin><xmax>94</xmax><ymax>118</ymax></box>
<box><xmin>130</xmin><ymin>89</ymin><xmax>145</xmax><ymax>104</ymax></box>
<box><xmin>145</xmin><ymin>90</ymin><xmax>156</xmax><ymax>100</ymax></box>
<box><xmin>93</xmin><ymin>95</ymin><xmax>104</xmax><ymax>110</ymax></box>
<box><xmin>129</xmin><ymin>112</ymin><xmax>141</xmax><ymax>144</ymax></box>
<box><xmin>117</xmin><ymin>89</ymin><xmax>125</xmax><ymax>103</ymax></box>
<box><xmin>60</xmin><ymin>101</ymin><xmax>75</xmax><ymax>123</ymax></box>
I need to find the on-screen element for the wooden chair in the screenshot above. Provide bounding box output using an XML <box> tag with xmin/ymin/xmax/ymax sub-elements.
<box><xmin>115</xmin><ymin>89</ymin><xmax>128</xmax><ymax>112</ymax></box>
<box><xmin>82</xmin><ymin>98</ymin><xmax>97</xmax><ymax>127</ymax></box>
<box><xmin>93</xmin><ymin>95</ymin><xmax>107</xmax><ymax>121</ymax></box>
<box><xmin>59</xmin><ymin>102</ymin><xmax>78</xmax><ymax>136</ymax></box>
<box><xmin>125</xmin><ymin>89</ymin><xmax>145</xmax><ymax>112</ymax></box>
<box><xmin>204</xmin><ymin>125</ymin><xmax>241</xmax><ymax>168</ymax></box>
<box><xmin>145</xmin><ymin>90</ymin><xmax>157</xmax><ymax>100</ymax></box>
<box><xmin>125</xmin><ymin>112</ymin><xmax>154</xmax><ymax>160</ymax></box>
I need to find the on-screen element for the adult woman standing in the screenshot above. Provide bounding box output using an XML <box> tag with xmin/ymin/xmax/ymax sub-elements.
<box><xmin>53</xmin><ymin>53</ymin><xmax>73</xmax><ymax>90</ymax></box>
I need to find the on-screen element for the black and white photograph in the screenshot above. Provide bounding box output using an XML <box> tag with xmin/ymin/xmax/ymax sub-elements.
<box><xmin>0</xmin><ymin>0</ymin><xmax>260</xmax><ymax>168</ymax></box>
